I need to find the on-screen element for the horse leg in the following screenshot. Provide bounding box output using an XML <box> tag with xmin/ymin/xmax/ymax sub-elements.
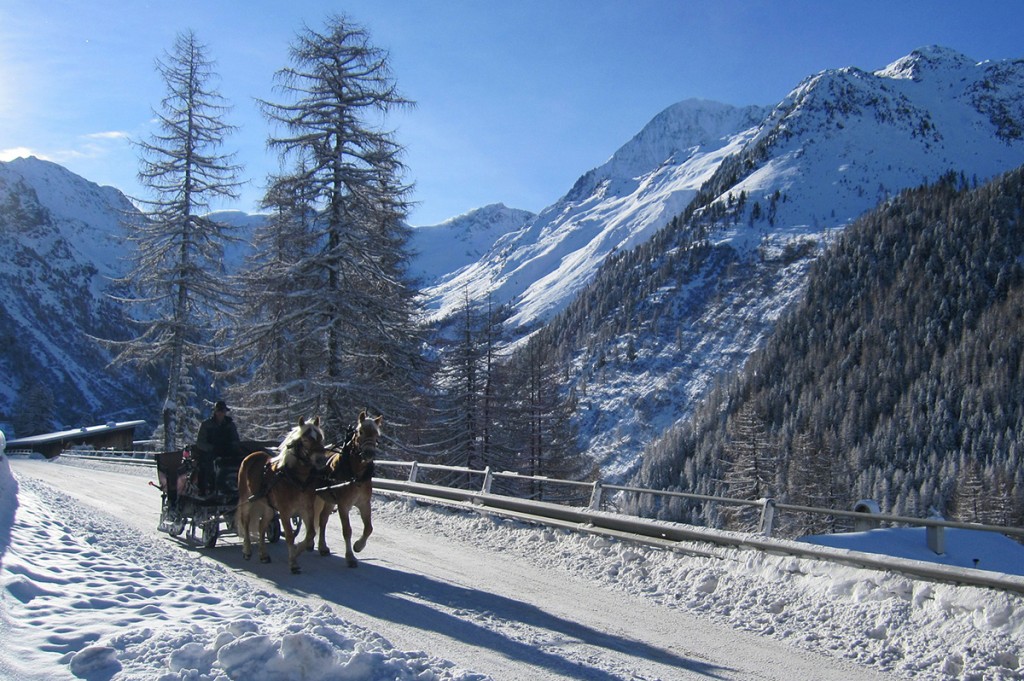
<box><xmin>237</xmin><ymin>501</ymin><xmax>253</xmax><ymax>561</ymax></box>
<box><xmin>314</xmin><ymin>496</ymin><xmax>335</xmax><ymax>557</ymax></box>
<box><xmin>337</xmin><ymin>505</ymin><xmax>358</xmax><ymax>567</ymax></box>
<box><xmin>301</xmin><ymin>496</ymin><xmax>319</xmax><ymax>554</ymax></box>
<box><xmin>256</xmin><ymin>503</ymin><xmax>272</xmax><ymax>563</ymax></box>
<box><xmin>352</xmin><ymin>490</ymin><xmax>373</xmax><ymax>554</ymax></box>
<box><xmin>280</xmin><ymin>508</ymin><xmax>301</xmax><ymax>574</ymax></box>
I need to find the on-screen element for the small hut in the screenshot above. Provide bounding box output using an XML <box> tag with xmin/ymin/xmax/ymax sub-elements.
<box><xmin>6</xmin><ymin>421</ymin><xmax>147</xmax><ymax>459</ymax></box>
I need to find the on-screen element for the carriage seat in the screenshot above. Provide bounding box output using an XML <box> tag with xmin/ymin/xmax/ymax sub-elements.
<box><xmin>153</xmin><ymin>449</ymin><xmax>193</xmax><ymax>506</ymax></box>
<box><xmin>209</xmin><ymin>441</ymin><xmax>278</xmax><ymax>498</ymax></box>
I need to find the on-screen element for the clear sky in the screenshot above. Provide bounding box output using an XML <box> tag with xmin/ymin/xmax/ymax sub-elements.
<box><xmin>2</xmin><ymin>1</ymin><xmax>1023</xmax><ymax>227</ymax></box>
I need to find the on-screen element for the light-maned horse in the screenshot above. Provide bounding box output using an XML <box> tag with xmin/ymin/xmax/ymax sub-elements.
<box><xmin>313</xmin><ymin>411</ymin><xmax>381</xmax><ymax>567</ymax></box>
<box><xmin>236</xmin><ymin>416</ymin><xmax>329</xmax><ymax>574</ymax></box>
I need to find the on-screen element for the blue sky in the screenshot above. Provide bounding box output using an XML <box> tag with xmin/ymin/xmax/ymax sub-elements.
<box><xmin>2</xmin><ymin>1</ymin><xmax>1023</xmax><ymax>226</ymax></box>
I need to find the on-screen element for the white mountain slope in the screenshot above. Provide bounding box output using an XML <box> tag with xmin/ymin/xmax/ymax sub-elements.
<box><xmin>416</xmin><ymin>99</ymin><xmax>769</xmax><ymax>327</ymax></box>
<box><xmin>412</xmin><ymin>46</ymin><xmax>1024</xmax><ymax>479</ymax></box>
<box><xmin>415</xmin><ymin>47</ymin><xmax>1024</xmax><ymax>336</ymax></box>
<box><xmin>0</xmin><ymin>157</ymin><xmax>156</xmax><ymax>426</ymax></box>
<box><xmin>407</xmin><ymin>203</ymin><xmax>535</xmax><ymax>288</ymax></box>
<box><xmin>712</xmin><ymin>45</ymin><xmax>1024</xmax><ymax>245</ymax></box>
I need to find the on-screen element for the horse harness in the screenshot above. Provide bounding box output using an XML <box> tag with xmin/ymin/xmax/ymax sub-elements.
<box><xmin>248</xmin><ymin>443</ymin><xmax>322</xmax><ymax>506</ymax></box>
<box><xmin>248</xmin><ymin>422</ymin><xmax>376</xmax><ymax>507</ymax></box>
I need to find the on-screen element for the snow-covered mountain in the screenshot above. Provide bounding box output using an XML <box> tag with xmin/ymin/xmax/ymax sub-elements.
<box><xmin>409</xmin><ymin>46</ymin><xmax>1024</xmax><ymax>479</ymax></box>
<box><xmin>407</xmin><ymin>203</ymin><xmax>534</xmax><ymax>288</ymax></box>
<box><xmin>416</xmin><ymin>99</ymin><xmax>769</xmax><ymax>327</ymax></box>
<box><xmin>0</xmin><ymin>157</ymin><xmax>158</xmax><ymax>431</ymax></box>
<box><xmin>6</xmin><ymin>46</ymin><xmax>1024</xmax><ymax>476</ymax></box>
<box><xmin>416</xmin><ymin>47</ymin><xmax>1024</xmax><ymax>335</ymax></box>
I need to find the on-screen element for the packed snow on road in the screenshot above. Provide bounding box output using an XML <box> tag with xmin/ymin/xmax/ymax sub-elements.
<box><xmin>2</xmin><ymin>455</ymin><xmax>1023</xmax><ymax>680</ymax></box>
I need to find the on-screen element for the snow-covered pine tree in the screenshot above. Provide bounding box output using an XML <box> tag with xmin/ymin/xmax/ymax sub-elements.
<box><xmin>426</xmin><ymin>291</ymin><xmax>486</xmax><ymax>480</ymax></box>
<box><xmin>222</xmin><ymin>168</ymin><xmax>324</xmax><ymax>438</ymax></box>
<box><xmin>500</xmin><ymin>338</ymin><xmax>592</xmax><ymax>503</ymax></box>
<box><xmin>721</xmin><ymin>403</ymin><xmax>776</xmax><ymax>532</ymax></box>
<box><xmin>420</xmin><ymin>291</ymin><xmax>518</xmax><ymax>486</ymax></box>
<box><xmin>112</xmin><ymin>30</ymin><xmax>242</xmax><ymax>450</ymax></box>
<box><xmin>255</xmin><ymin>14</ymin><xmax>419</xmax><ymax>436</ymax></box>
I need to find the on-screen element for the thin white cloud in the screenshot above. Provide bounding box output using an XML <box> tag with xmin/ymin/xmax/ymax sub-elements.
<box><xmin>0</xmin><ymin>146</ymin><xmax>49</xmax><ymax>162</ymax></box>
<box><xmin>0</xmin><ymin>132</ymin><xmax>132</xmax><ymax>166</ymax></box>
<box><xmin>84</xmin><ymin>131</ymin><xmax>131</xmax><ymax>141</ymax></box>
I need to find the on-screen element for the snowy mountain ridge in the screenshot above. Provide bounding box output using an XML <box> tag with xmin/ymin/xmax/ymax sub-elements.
<box><xmin>0</xmin><ymin>157</ymin><xmax>157</xmax><ymax>428</ymax></box>
<box><xmin>415</xmin><ymin>47</ymin><xmax>1024</xmax><ymax>337</ymax></box>
<box><xmin>404</xmin><ymin>46</ymin><xmax>1024</xmax><ymax>479</ymax></box>
<box><xmin>416</xmin><ymin>98</ymin><xmax>769</xmax><ymax>328</ymax></box>
<box><xmin>406</xmin><ymin>203</ymin><xmax>535</xmax><ymax>287</ymax></box>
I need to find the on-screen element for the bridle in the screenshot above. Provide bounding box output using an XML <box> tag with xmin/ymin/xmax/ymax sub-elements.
<box><xmin>286</xmin><ymin>425</ymin><xmax>327</xmax><ymax>470</ymax></box>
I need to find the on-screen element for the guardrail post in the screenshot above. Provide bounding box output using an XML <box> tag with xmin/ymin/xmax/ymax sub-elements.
<box><xmin>588</xmin><ymin>479</ymin><xmax>603</xmax><ymax>510</ymax></box>
<box><xmin>408</xmin><ymin>461</ymin><xmax>419</xmax><ymax>483</ymax></box>
<box><xmin>759</xmin><ymin>498</ymin><xmax>776</xmax><ymax>536</ymax></box>
<box><xmin>481</xmin><ymin>467</ymin><xmax>493</xmax><ymax>494</ymax></box>
<box><xmin>927</xmin><ymin>509</ymin><xmax>946</xmax><ymax>555</ymax></box>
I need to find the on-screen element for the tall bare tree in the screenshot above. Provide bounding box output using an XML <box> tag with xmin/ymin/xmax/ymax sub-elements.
<box><xmin>251</xmin><ymin>14</ymin><xmax>419</xmax><ymax>435</ymax></box>
<box><xmin>113</xmin><ymin>30</ymin><xmax>242</xmax><ymax>449</ymax></box>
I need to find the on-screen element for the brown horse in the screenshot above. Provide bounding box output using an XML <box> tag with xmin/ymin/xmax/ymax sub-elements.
<box><xmin>236</xmin><ymin>416</ymin><xmax>328</xmax><ymax>574</ymax></box>
<box><xmin>313</xmin><ymin>411</ymin><xmax>381</xmax><ymax>567</ymax></box>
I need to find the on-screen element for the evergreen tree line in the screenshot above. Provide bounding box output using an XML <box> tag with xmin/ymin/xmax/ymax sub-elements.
<box><xmin>628</xmin><ymin>168</ymin><xmax>1024</xmax><ymax>536</ymax></box>
<box><xmin>411</xmin><ymin>294</ymin><xmax>596</xmax><ymax>503</ymax></box>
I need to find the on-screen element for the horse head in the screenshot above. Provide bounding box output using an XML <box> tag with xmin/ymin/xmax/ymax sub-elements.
<box><xmin>324</xmin><ymin>411</ymin><xmax>382</xmax><ymax>483</ymax></box>
<box><xmin>353</xmin><ymin>411</ymin><xmax>383</xmax><ymax>461</ymax></box>
<box><xmin>275</xmin><ymin>416</ymin><xmax>329</xmax><ymax>470</ymax></box>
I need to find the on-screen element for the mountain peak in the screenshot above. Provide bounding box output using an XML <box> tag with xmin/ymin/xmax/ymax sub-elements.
<box><xmin>875</xmin><ymin>45</ymin><xmax>976</xmax><ymax>80</ymax></box>
<box><xmin>601</xmin><ymin>99</ymin><xmax>768</xmax><ymax>181</ymax></box>
<box><xmin>408</xmin><ymin>203</ymin><xmax>534</xmax><ymax>287</ymax></box>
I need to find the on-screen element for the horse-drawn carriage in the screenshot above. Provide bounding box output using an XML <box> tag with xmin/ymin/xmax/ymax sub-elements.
<box><xmin>153</xmin><ymin>441</ymin><xmax>281</xmax><ymax>548</ymax></box>
<box><xmin>151</xmin><ymin>412</ymin><xmax>380</xmax><ymax>575</ymax></box>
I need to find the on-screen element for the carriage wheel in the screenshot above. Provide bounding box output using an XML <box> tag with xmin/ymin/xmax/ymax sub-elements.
<box><xmin>202</xmin><ymin>520</ymin><xmax>220</xmax><ymax>548</ymax></box>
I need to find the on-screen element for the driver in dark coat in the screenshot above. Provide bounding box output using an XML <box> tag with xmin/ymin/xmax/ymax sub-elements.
<box><xmin>195</xmin><ymin>400</ymin><xmax>241</xmax><ymax>495</ymax></box>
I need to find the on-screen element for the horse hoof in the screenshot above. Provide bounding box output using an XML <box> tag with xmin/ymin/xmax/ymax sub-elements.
<box><xmin>242</xmin><ymin>552</ymin><xmax>251</xmax><ymax>561</ymax></box>
<box><xmin>354</xmin><ymin>541</ymin><xmax>366</xmax><ymax>553</ymax></box>
<box><xmin>346</xmin><ymin>558</ymin><xmax>358</xmax><ymax>568</ymax></box>
<box><xmin>291</xmin><ymin>566</ymin><xmax>302</xmax><ymax>574</ymax></box>
<box><xmin>260</xmin><ymin>555</ymin><xmax>271</xmax><ymax>564</ymax></box>
<box><xmin>319</xmin><ymin>548</ymin><xmax>331</xmax><ymax>557</ymax></box>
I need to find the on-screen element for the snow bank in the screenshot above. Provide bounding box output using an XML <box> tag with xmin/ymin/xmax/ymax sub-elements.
<box><xmin>372</xmin><ymin>497</ymin><xmax>1024</xmax><ymax>679</ymax></box>
<box><xmin>805</xmin><ymin>527</ymin><xmax>1024</xmax><ymax>577</ymax></box>
<box><xmin>0</xmin><ymin>462</ymin><xmax>483</xmax><ymax>681</ymax></box>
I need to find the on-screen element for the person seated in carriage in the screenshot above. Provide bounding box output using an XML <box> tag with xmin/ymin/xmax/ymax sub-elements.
<box><xmin>194</xmin><ymin>400</ymin><xmax>242</xmax><ymax>496</ymax></box>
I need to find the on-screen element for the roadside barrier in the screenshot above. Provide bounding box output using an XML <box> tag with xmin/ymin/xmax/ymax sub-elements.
<box><xmin>49</xmin><ymin>449</ymin><xmax>1024</xmax><ymax>594</ymax></box>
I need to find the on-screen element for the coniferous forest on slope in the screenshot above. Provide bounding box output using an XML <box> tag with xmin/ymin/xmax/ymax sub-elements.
<box><xmin>628</xmin><ymin>167</ymin><xmax>1024</xmax><ymax>536</ymax></box>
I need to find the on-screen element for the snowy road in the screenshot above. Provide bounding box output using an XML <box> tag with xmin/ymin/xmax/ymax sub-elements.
<box><xmin>9</xmin><ymin>459</ymin><xmax>914</xmax><ymax>679</ymax></box>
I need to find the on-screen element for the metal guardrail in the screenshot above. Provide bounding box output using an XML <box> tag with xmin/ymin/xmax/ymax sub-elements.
<box><xmin>57</xmin><ymin>450</ymin><xmax>154</xmax><ymax>466</ymax></box>
<box><xmin>47</xmin><ymin>449</ymin><xmax>1024</xmax><ymax>593</ymax></box>
<box><xmin>379</xmin><ymin>459</ymin><xmax>1024</xmax><ymax>539</ymax></box>
<box><xmin>371</xmin><ymin>466</ymin><xmax>1024</xmax><ymax>595</ymax></box>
